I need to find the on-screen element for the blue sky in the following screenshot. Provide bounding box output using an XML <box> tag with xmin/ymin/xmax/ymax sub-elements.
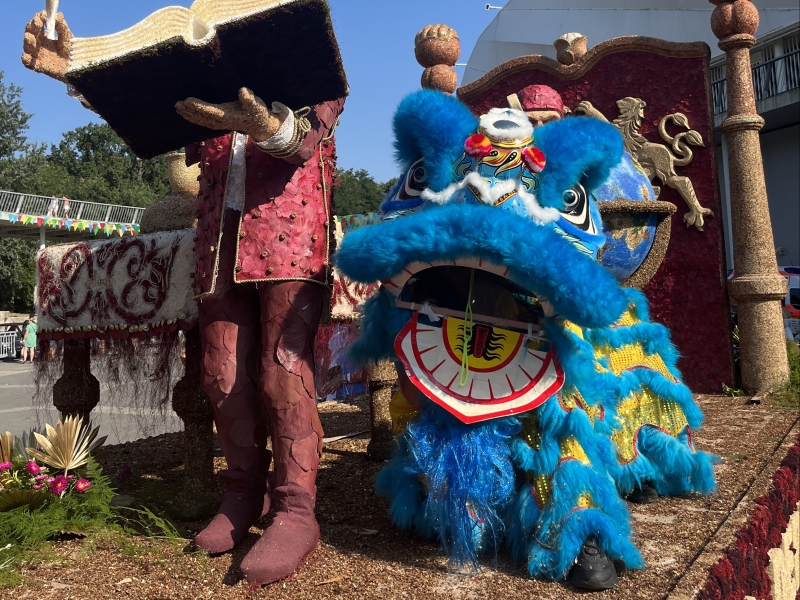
<box><xmin>1</xmin><ymin>1</ymin><xmax>501</xmax><ymax>183</ymax></box>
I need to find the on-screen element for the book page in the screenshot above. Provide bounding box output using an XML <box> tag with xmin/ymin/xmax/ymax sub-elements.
<box><xmin>191</xmin><ymin>0</ymin><xmax>292</xmax><ymax>27</ymax></box>
<box><xmin>68</xmin><ymin>0</ymin><xmax>297</xmax><ymax>72</ymax></box>
<box><xmin>69</xmin><ymin>6</ymin><xmax>191</xmax><ymax>71</ymax></box>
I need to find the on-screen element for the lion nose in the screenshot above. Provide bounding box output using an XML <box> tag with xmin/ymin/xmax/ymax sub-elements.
<box><xmin>492</xmin><ymin>119</ymin><xmax>518</xmax><ymax>130</ymax></box>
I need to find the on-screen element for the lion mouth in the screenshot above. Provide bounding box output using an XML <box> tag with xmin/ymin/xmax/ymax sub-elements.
<box><xmin>384</xmin><ymin>259</ymin><xmax>564</xmax><ymax>423</ymax></box>
<box><xmin>383</xmin><ymin>259</ymin><xmax>544</xmax><ymax>333</ymax></box>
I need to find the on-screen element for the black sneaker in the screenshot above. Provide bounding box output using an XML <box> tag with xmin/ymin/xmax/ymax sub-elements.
<box><xmin>627</xmin><ymin>482</ymin><xmax>658</xmax><ymax>504</ymax></box>
<box><xmin>570</xmin><ymin>535</ymin><xmax>619</xmax><ymax>591</ymax></box>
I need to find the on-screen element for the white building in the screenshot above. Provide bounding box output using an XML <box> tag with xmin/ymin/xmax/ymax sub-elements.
<box><xmin>463</xmin><ymin>0</ymin><xmax>800</xmax><ymax>269</ymax></box>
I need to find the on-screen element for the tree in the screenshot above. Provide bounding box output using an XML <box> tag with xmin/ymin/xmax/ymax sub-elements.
<box><xmin>0</xmin><ymin>71</ymin><xmax>45</xmax><ymax>193</ymax></box>
<box><xmin>44</xmin><ymin>122</ymin><xmax>169</xmax><ymax>206</ymax></box>
<box><xmin>0</xmin><ymin>71</ymin><xmax>39</xmax><ymax>313</ymax></box>
<box><xmin>333</xmin><ymin>168</ymin><xmax>397</xmax><ymax>216</ymax></box>
<box><xmin>0</xmin><ymin>239</ymin><xmax>37</xmax><ymax>313</ymax></box>
<box><xmin>0</xmin><ymin>72</ymin><xmax>31</xmax><ymax>159</ymax></box>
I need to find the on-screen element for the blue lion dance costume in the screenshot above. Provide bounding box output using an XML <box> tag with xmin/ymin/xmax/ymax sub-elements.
<box><xmin>335</xmin><ymin>90</ymin><xmax>716</xmax><ymax>589</ymax></box>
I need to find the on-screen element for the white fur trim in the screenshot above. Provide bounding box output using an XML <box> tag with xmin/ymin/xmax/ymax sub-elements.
<box><xmin>421</xmin><ymin>172</ymin><xmax>516</xmax><ymax>205</ymax></box>
<box><xmin>421</xmin><ymin>181</ymin><xmax>462</xmax><ymax>204</ymax></box>
<box><xmin>515</xmin><ymin>182</ymin><xmax>560</xmax><ymax>224</ymax></box>
<box><xmin>464</xmin><ymin>173</ymin><xmax>516</xmax><ymax>204</ymax></box>
<box><xmin>478</xmin><ymin>108</ymin><xmax>533</xmax><ymax>142</ymax></box>
<box><xmin>253</xmin><ymin>102</ymin><xmax>295</xmax><ymax>152</ymax></box>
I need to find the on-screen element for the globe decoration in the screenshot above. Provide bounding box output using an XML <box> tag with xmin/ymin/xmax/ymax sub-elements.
<box><xmin>594</xmin><ymin>152</ymin><xmax>677</xmax><ymax>288</ymax></box>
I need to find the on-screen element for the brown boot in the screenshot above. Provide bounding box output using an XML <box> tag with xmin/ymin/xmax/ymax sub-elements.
<box><xmin>195</xmin><ymin>461</ymin><xmax>274</xmax><ymax>554</ymax></box>
<box><xmin>239</xmin><ymin>483</ymin><xmax>319</xmax><ymax>585</ymax></box>
<box><xmin>240</xmin><ymin>281</ymin><xmax>325</xmax><ymax>584</ymax></box>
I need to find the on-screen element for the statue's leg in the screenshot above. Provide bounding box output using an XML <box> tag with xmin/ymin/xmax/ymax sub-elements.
<box><xmin>665</xmin><ymin>174</ymin><xmax>712</xmax><ymax>228</ymax></box>
<box><xmin>194</xmin><ymin>285</ymin><xmax>273</xmax><ymax>554</ymax></box>
<box><xmin>240</xmin><ymin>281</ymin><xmax>325</xmax><ymax>586</ymax></box>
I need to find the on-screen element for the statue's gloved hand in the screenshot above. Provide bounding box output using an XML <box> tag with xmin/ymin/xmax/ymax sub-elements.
<box><xmin>175</xmin><ymin>87</ymin><xmax>286</xmax><ymax>142</ymax></box>
<box><xmin>21</xmin><ymin>10</ymin><xmax>73</xmax><ymax>81</ymax></box>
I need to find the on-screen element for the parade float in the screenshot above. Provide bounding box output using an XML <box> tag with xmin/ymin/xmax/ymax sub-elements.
<box><xmin>12</xmin><ymin>0</ymin><xmax>797</xmax><ymax>596</ymax></box>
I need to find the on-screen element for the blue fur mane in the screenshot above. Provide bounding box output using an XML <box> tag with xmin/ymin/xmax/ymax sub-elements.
<box><xmin>393</xmin><ymin>90</ymin><xmax>478</xmax><ymax>191</ymax></box>
<box><xmin>336</xmin><ymin>202</ymin><xmax>629</xmax><ymax>330</ymax></box>
<box><xmin>534</xmin><ymin>116</ymin><xmax>624</xmax><ymax>210</ymax></box>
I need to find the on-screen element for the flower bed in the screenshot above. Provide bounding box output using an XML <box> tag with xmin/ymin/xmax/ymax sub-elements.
<box><xmin>699</xmin><ymin>434</ymin><xmax>800</xmax><ymax>600</ymax></box>
<box><xmin>0</xmin><ymin>417</ymin><xmax>116</xmax><ymax>570</ymax></box>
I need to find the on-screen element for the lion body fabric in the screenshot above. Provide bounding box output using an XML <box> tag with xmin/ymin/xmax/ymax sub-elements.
<box><xmin>336</xmin><ymin>90</ymin><xmax>716</xmax><ymax>580</ymax></box>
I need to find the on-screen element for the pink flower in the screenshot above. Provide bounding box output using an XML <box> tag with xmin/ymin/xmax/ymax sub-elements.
<box><xmin>66</xmin><ymin>475</ymin><xmax>75</xmax><ymax>480</ymax></box>
<box><xmin>32</xmin><ymin>484</ymin><xmax>43</xmax><ymax>491</ymax></box>
<box><xmin>50</xmin><ymin>475</ymin><xmax>68</xmax><ymax>495</ymax></box>
<box><xmin>75</xmin><ymin>479</ymin><xmax>91</xmax><ymax>493</ymax></box>
<box><xmin>0</xmin><ymin>462</ymin><xmax>12</xmax><ymax>471</ymax></box>
<box><xmin>34</xmin><ymin>474</ymin><xmax>47</xmax><ymax>481</ymax></box>
<box><xmin>25</xmin><ymin>461</ymin><xmax>40</xmax><ymax>476</ymax></box>
<box><xmin>46</xmin><ymin>477</ymin><xmax>54</xmax><ymax>483</ymax></box>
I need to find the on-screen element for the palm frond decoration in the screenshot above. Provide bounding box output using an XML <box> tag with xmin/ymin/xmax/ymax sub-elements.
<box><xmin>0</xmin><ymin>489</ymin><xmax>48</xmax><ymax>512</ymax></box>
<box><xmin>0</xmin><ymin>432</ymin><xmax>12</xmax><ymax>464</ymax></box>
<box><xmin>25</xmin><ymin>416</ymin><xmax>107</xmax><ymax>475</ymax></box>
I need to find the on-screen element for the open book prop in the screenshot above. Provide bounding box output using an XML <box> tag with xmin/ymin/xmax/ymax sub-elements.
<box><xmin>65</xmin><ymin>0</ymin><xmax>347</xmax><ymax>158</ymax></box>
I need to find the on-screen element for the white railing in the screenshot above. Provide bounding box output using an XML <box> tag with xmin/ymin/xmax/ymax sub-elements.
<box><xmin>0</xmin><ymin>190</ymin><xmax>144</xmax><ymax>224</ymax></box>
<box><xmin>0</xmin><ymin>332</ymin><xmax>17</xmax><ymax>359</ymax></box>
<box><xmin>712</xmin><ymin>49</ymin><xmax>800</xmax><ymax>115</ymax></box>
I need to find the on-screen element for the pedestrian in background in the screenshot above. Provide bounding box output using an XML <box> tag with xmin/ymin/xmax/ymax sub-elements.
<box><xmin>21</xmin><ymin>315</ymin><xmax>37</xmax><ymax>363</ymax></box>
<box><xmin>46</xmin><ymin>196</ymin><xmax>58</xmax><ymax>217</ymax></box>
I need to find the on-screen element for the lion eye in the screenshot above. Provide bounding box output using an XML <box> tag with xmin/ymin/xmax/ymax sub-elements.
<box><xmin>397</xmin><ymin>159</ymin><xmax>428</xmax><ymax>199</ymax></box>
<box><xmin>558</xmin><ymin>184</ymin><xmax>596</xmax><ymax>235</ymax></box>
<box><xmin>562</xmin><ymin>188</ymin><xmax>581</xmax><ymax>213</ymax></box>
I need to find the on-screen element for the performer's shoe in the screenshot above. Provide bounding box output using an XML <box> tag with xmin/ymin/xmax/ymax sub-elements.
<box><xmin>569</xmin><ymin>535</ymin><xmax>619</xmax><ymax>591</ymax></box>
<box><xmin>240</xmin><ymin>483</ymin><xmax>320</xmax><ymax>586</ymax></box>
<box><xmin>627</xmin><ymin>482</ymin><xmax>658</xmax><ymax>504</ymax></box>
<box><xmin>194</xmin><ymin>469</ymin><xmax>273</xmax><ymax>555</ymax></box>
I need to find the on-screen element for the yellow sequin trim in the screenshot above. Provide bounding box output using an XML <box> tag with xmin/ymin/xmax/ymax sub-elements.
<box><xmin>613</xmin><ymin>308</ymin><xmax>639</xmax><ymax>328</ymax></box>
<box><xmin>576</xmin><ymin>493</ymin><xmax>593</xmax><ymax>508</ymax></box>
<box><xmin>563</xmin><ymin>320</ymin><xmax>584</xmax><ymax>339</ymax></box>
<box><xmin>612</xmin><ymin>386</ymin><xmax>689</xmax><ymax>463</ymax></box>
<box><xmin>519</xmin><ymin>414</ymin><xmax>542</xmax><ymax>451</ymax></box>
<box><xmin>558</xmin><ymin>389</ymin><xmax>604</xmax><ymax>424</ymax></box>
<box><xmin>604</xmin><ymin>342</ymin><xmax>675</xmax><ymax>380</ymax></box>
<box><xmin>559</xmin><ymin>436</ymin><xmax>590</xmax><ymax>465</ymax></box>
<box><xmin>528</xmin><ymin>471</ymin><xmax>551</xmax><ymax>509</ymax></box>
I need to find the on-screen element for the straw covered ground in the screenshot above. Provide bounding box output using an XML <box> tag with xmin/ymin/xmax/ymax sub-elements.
<box><xmin>4</xmin><ymin>394</ymin><xmax>798</xmax><ymax>600</ymax></box>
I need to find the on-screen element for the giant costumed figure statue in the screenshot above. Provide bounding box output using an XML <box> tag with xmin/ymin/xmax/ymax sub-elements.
<box><xmin>335</xmin><ymin>88</ymin><xmax>717</xmax><ymax>590</ymax></box>
<box><xmin>22</xmin><ymin>5</ymin><xmax>344</xmax><ymax>585</ymax></box>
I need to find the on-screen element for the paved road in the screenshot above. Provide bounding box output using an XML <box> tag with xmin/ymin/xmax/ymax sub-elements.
<box><xmin>0</xmin><ymin>358</ymin><xmax>182</xmax><ymax>444</ymax></box>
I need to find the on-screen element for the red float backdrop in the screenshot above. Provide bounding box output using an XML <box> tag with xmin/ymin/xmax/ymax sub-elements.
<box><xmin>458</xmin><ymin>37</ymin><xmax>734</xmax><ymax>392</ymax></box>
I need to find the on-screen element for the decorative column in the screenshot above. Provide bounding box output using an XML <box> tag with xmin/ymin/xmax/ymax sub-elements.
<box><xmin>366</xmin><ymin>359</ymin><xmax>396</xmax><ymax>461</ymax></box>
<box><xmin>171</xmin><ymin>326</ymin><xmax>215</xmax><ymax>517</ymax></box>
<box><xmin>52</xmin><ymin>338</ymin><xmax>100</xmax><ymax>422</ymax></box>
<box><xmin>415</xmin><ymin>24</ymin><xmax>460</xmax><ymax>94</ymax></box>
<box><xmin>710</xmin><ymin>0</ymin><xmax>789</xmax><ymax>393</ymax></box>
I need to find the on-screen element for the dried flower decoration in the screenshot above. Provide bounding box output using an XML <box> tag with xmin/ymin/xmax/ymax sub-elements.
<box><xmin>26</xmin><ymin>415</ymin><xmax>107</xmax><ymax>476</ymax></box>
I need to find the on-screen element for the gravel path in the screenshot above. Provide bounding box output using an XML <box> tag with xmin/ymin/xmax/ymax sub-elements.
<box><xmin>8</xmin><ymin>394</ymin><xmax>798</xmax><ymax>600</ymax></box>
